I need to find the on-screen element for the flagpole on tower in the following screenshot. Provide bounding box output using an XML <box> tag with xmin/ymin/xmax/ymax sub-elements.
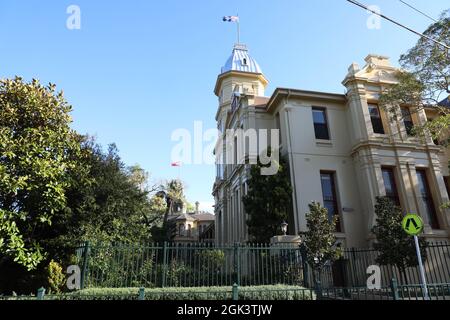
<box><xmin>223</xmin><ymin>15</ymin><xmax>241</xmax><ymax>44</ymax></box>
<box><xmin>237</xmin><ymin>14</ymin><xmax>240</xmax><ymax>44</ymax></box>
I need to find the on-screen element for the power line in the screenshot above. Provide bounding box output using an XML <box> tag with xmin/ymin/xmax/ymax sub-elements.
<box><xmin>399</xmin><ymin>0</ymin><xmax>438</xmax><ymax>23</ymax></box>
<box><xmin>346</xmin><ymin>0</ymin><xmax>449</xmax><ymax>50</ymax></box>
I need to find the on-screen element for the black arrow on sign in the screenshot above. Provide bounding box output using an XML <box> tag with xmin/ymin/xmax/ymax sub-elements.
<box><xmin>406</xmin><ymin>218</ymin><xmax>420</xmax><ymax>231</ymax></box>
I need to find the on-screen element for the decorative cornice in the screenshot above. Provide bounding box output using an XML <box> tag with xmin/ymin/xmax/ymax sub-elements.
<box><xmin>265</xmin><ymin>88</ymin><xmax>347</xmax><ymax>114</ymax></box>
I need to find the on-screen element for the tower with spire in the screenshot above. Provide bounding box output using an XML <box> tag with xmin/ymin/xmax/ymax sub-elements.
<box><xmin>214</xmin><ymin>43</ymin><xmax>268</xmax><ymax>108</ymax></box>
<box><xmin>213</xmin><ymin>43</ymin><xmax>270</xmax><ymax>244</ymax></box>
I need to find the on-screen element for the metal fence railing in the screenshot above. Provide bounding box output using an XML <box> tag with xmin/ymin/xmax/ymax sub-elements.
<box><xmin>73</xmin><ymin>241</ymin><xmax>450</xmax><ymax>289</ymax></box>
<box><xmin>342</xmin><ymin>241</ymin><xmax>450</xmax><ymax>287</ymax></box>
<box><xmin>75</xmin><ymin>242</ymin><xmax>306</xmax><ymax>289</ymax></box>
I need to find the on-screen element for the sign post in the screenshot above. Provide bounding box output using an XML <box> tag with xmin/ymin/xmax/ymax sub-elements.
<box><xmin>402</xmin><ymin>214</ymin><xmax>429</xmax><ymax>300</ymax></box>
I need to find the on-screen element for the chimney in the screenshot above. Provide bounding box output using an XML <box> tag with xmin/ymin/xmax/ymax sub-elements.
<box><xmin>195</xmin><ymin>201</ymin><xmax>200</xmax><ymax>214</ymax></box>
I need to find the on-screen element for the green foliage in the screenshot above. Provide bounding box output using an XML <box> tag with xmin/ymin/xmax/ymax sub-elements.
<box><xmin>302</xmin><ymin>202</ymin><xmax>342</xmax><ymax>276</ymax></box>
<box><xmin>185</xmin><ymin>202</ymin><xmax>195</xmax><ymax>213</ymax></box>
<box><xmin>197</xmin><ymin>249</ymin><xmax>225</xmax><ymax>268</ymax></box>
<box><xmin>371</xmin><ymin>197</ymin><xmax>428</xmax><ymax>283</ymax></box>
<box><xmin>165</xmin><ymin>179</ymin><xmax>186</xmax><ymax>214</ymax></box>
<box><xmin>379</xmin><ymin>10</ymin><xmax>450</xmax><ymax>144</ymax></box>
<box><xmin>0</xmin><ymin>77</ymin><xmax>165</xmax><ymax>294</ymax></box>
<box><xmin>74</xmin><ymin>285</ymin><xmax>316</xmax><ymax>300</ymax></box>
<box><xmin>151</xmin><ymin>179</ymin><xmax>188</xmax><ymax>242</ymax></box>
<box><xmin>0</xmin><ymin>77</ymin><xmax>86</xmax><ymax>271</ymax></box>
<box><xmin>46</xmin><ymin>260</ymin><xmax>65</xmax><ymax>294</ymax></box>
<box><xmin>46</xmin><ymin>140</ymin><xmax>155</xmax><ymax>248</ymax></box>
<box><xmin>243</xmin><ymin>156</ymin><xmax>293</xmax><ymax>243</ymax></box>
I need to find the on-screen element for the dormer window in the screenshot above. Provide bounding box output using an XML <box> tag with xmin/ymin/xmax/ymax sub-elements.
<box><xmin>242</xmin><ymin>58</ymin><xmax>248</xmax><ymax>66</ymax></box>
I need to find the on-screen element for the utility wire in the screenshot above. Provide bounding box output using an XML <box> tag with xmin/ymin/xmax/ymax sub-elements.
<box><xmin>399</xmin><ymin>0</ymin><xmax>438</xmax><ymax>23</ymax></box>
<box><xmin>346</xmin><ymin>0</ymin><xmax>449</xmax><ymax>50</ymax></box>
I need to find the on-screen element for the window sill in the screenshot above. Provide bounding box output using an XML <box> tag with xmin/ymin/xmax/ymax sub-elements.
<box><xmin>316</xmin><ymin>140</ymin><xmax>333</xmax><ymax>147</ymax></box>
<box><xmin>372</xmin><ymin>133</ymin><xmax>388</xmax><ymax>138</ymax></box>
<box><xmin>405</xmin><ymin>136</ymin><xmax>419</xmax><ymax>142</ymax></box>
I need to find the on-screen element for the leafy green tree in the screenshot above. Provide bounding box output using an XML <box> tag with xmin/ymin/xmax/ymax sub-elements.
<box><xmin>151</xmin><ymin>179</ymin><xmax>188</xmax><ymax>242</ymax></box>
<box><xmin>145</xmin><ymin>195</ymin><xmax>167</xmax><ymax>227</ymax></box>
<box><xmin>0</xmin><ymin>77</ymin><xmax>86</xmax><ymax>271</ymax></box>
<box><xmin>185</xmin><ymin>202</ymin><xmax>196</xmax><ymax>213</ymax></box>
<box><xmin>46</xmin><ymin>140</ymin><xmax>152</xmax><ymax>246</ymax></box>
<box><xmin>371</xmin><ymin>197</ymin><xmax>427</xmax><ymax>284</ymax></box>
<box><xmin>243</xmin><ymin>156</ymin><xmax>293</xmax><ymax>243</ymax></box>
<box><xmin>379</xmin><ymin>10</ymin><xmax>450</xmax><ymax>144</ymax></box>
<box><xmin>301</xmin><ymin>202</ymin><xmax>342</xmax><ymax>286</ymax></box>
<box><xmin>0</xmin><ymin>78</ymin><xmax>165</xmax><ymax>294</ymax></box>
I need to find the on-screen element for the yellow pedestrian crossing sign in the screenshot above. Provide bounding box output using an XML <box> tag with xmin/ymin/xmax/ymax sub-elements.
<box><xmin>402</xmin><ymin>214</ymin><xmax>424</xmax><ymax>236</ymax></box>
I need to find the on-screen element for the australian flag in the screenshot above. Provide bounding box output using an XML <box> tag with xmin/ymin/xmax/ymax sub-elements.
<box><xmin>223</xmin><ymin>16</ymin><xmax>239</xmax><ymax>22</ymax></box>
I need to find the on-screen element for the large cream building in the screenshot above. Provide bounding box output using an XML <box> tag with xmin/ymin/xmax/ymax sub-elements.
<box><xmin>212</xmin><ymin>44</ymin><xmax>450</xmax><ymax>248</ymax></box>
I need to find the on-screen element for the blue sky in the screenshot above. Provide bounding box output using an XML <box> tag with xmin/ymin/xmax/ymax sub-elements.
<box><xmin>0</xmin><ymin>0</ymin><xmax>448</xmax><ymax>212</ymax></box>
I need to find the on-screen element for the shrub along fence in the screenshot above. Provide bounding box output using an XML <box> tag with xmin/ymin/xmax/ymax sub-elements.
<box><xmin>0</xmin><ymin>285</ymin><xmax>316</xmax><ymax>301</ymax></box>
<box><xmin>74</xmin><ymin>241</ymin><xmax>450</xmax><ymax>290</ymax></box>
<box><xmin>2</xmin><ymin>282</ymin><xmax>450</xmax><ymax>301</ymax></box>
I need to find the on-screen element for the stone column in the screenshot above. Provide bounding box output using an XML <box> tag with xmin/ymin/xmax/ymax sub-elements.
<box><xmin>346</xmin><ymin>82</ymin><xmax>371</xmax><ymax>143</ymax></box>
<box><xmin>397</xmin><ymin>161</ymin><xmax>419</xmax><ymax>214</ymax></box>
<box><xmin>354</xmin><ymin>149</ymin><xmax>385</xmax><ymax>235</ymax></box>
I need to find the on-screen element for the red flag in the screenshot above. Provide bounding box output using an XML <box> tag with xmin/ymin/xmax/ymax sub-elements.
<box><xmin>171</xmin><ymin>161</ymin><xmax>182</xmax><ymax>167</ymax></box>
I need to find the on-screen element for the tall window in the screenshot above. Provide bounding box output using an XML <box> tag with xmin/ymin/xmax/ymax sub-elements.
<box><xmin>381</xmin><ymin>167</ymin><xmax>400</xmax><ymax>207</ymax></box>
<box><xmin>179</xmin><ymin>224</ymin><xmax>184</xmax><ymax>236</ymax></box>
<box><xmin>416</xmin><ymin>169</ymin><xmax>439</xmax><ymax>229</ymax></box>
<box><xmin>187</xmin><ymin>224</ymin><xmax>192</xmax><ymax>237</ymax></box>
<box><xmin>312</xmin><ymin>107</ymin><xmax>330</xmax><ymax>140</ymax></box>
<box><xmin>368</xmin><ymin>104</ymin><xmax>385</xmax><ymax>134</ymax></box>
<box><xmin>320</xmin><ymin>171</ymin><xmax>341</xmax><ymax>232</ymax></box>
<box><xmin>401</xmin><ymin>107</ymin><xmax>414</xmax><ymax>136</ymax></box>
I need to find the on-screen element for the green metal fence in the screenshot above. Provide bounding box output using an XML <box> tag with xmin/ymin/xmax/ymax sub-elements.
<box><xmin>341</xmin><ymin>241</ymin><xmax>450</xmax><ymax>287</ymax></box>
<box><xmin>75</xmin><ymin>242</ymin><xmax>306</xmax><ymax>289</ymax></box>
<box><xmin>74</xmin><ymin>241</ymin><xmax>450</xmax><ymax>290</ymax></box>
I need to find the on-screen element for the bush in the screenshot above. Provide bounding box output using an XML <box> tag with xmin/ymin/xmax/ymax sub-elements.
<box><xmin>47</xmin><ymin>260</ymin><xmax>66</xmax><ymax>294</ymax></box>
<box><xmin>72</xmin><ymin>285</ymin><xmax>316</xmax><ymax>300</ymax></box>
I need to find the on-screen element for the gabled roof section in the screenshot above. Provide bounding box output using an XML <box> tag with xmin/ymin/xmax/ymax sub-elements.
<box><xmin>342</xmin><ymin>54</ymin><xmax>398</xmax><ymax>86</ymax></box>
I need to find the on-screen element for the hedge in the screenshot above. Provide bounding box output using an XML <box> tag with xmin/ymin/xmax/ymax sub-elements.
<box><xmin>71</xmin><ymin>285</ymin><xmax>316</xmax><ymax>300</ymax></box>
